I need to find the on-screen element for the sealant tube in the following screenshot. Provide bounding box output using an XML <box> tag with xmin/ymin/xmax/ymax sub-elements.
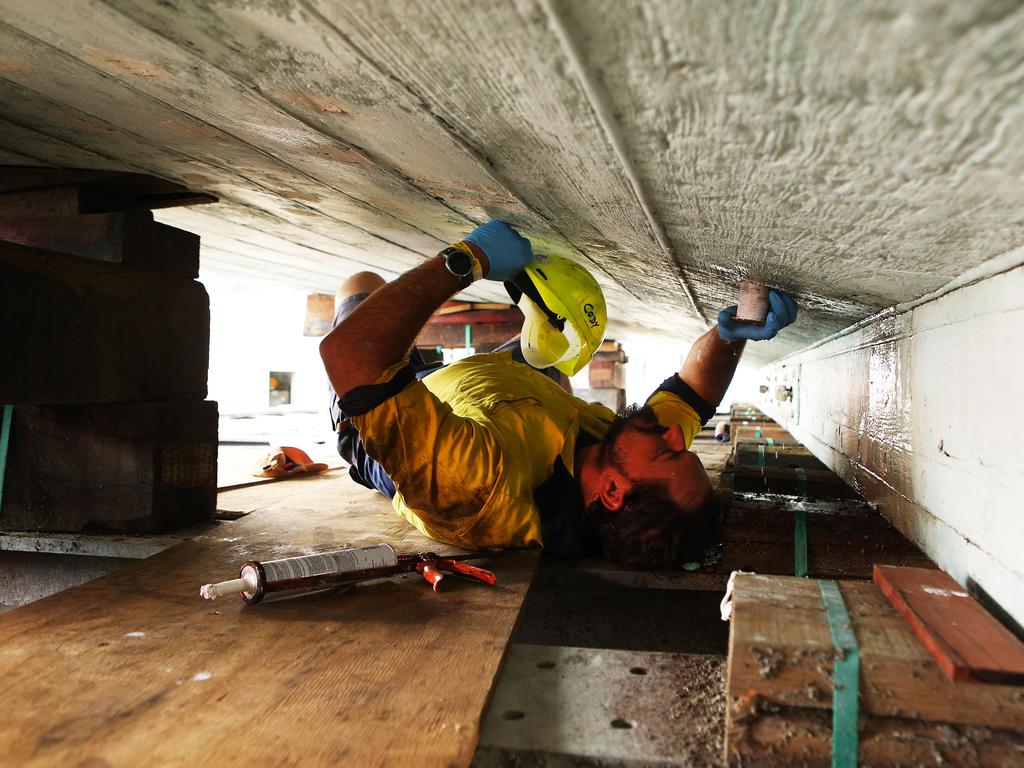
<box><xmin>200</xmin><ymin>543</ymin><xmax>399</xmax><ymax>605</ymax></box>
<box><xmin>714</xmin><ymin>422</ymin><xmax>731</xmax><ymax>443</ymax></box>
<box><xmin>735</xmin><ymin>280</ymin><xmax>769</xmax><ymax>324</ymax></box>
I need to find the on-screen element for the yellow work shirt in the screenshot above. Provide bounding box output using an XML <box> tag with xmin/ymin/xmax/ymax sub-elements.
<box><xmin>351</xmin><ymin>352</ymin><xmax>701</xmax><ymax>550</ymax></box>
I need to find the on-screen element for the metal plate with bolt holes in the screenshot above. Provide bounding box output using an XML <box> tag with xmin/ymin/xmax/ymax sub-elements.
<box><xmin>475</xmin><ymin>644</ymin><xmax>725</xmax><ymax>766</ymax></box>
<box><xmin>0</xmin><ymin>525</ymin><xmax>213</xmax><ymax>559</ymax></box>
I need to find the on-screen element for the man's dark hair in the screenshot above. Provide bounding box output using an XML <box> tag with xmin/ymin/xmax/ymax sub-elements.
<box><xmin>582</xmin><ymin>404</ymin><xmax>721</xmax><ymax>570</ymax></box>
<box><xmin>584</xmin><ymin>484</ymin><xmax>719</xmax><ymax>570</ymax></box>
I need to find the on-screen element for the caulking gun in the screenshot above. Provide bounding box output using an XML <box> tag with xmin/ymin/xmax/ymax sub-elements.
<box><xmin>199</xmin><ymin>543</ymin><xmax>496</xmax><ymax>605</ymax></box>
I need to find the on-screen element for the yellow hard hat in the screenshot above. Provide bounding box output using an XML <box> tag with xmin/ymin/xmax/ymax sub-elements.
<box><xmin>505</xmin><ymin>254</ymin><xmax>607</xmax><ymax>376</ymax></box>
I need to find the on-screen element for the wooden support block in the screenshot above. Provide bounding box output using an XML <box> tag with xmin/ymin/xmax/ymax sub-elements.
<box><xmin>304</xmin><ymin>292</ymin><xmax>335</xmax><ymax>336</ymax></box>
<box><xmin>874</xmin><ymin>565</ymin><xmax>1024</xmax><ymax>685</ymax></box>
<box><xmin>720</xmin><ymin>496</ymin><xmax>934</xmax><ymax>579</ymax></box>
<box><xmin>0</xmin><ymin>210</ymin><xmax>199</xmax><ymax>277</ymax></box>
<box><xmin>0</xmin><ymin>167</ymin><xmax>217</xmax><ymax>216</ymax></box>
<box><xmin>0</xmin><ymin>241</ymin><xmax>209</xmax><ymax>403</ymax></box>
<box><xmin>726</xmin><ymin>575</ymin><xmax>1024</xmax><ymax>767</ymax></box>
<box><xmin>1</xmin><ymin>400</ymin><xmax>218</xmax><ymax>534</ymax></box>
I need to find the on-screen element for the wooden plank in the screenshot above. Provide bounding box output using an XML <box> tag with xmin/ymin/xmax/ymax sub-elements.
<box><xmin>299</xmin><ymin>0</ymin><xmax>704</xmax><ymax>317</ymax></box>
<box><xmin>0</xmin><ymin>11</ymin><xmax>453</xmax><ymax>251</ymax></box>
<box><xmin>0</xmin><ymin>478</ymin><xmax>538</xmax><ymax>767</ymax></box>
<box><xmin>726</xmin><ymin>576</ymin><xmax>1024</xmax><ymax>731</ymax></box>
<box><xmin>0</xmin><ymin>26</ymin><xmax>674</xmax><ymax>338</ymax></box>
<box><xmin>0</xmin><ymin>167</ymin><xmax>216</xmax><ymax>212</ymax></box>
<box><xmin>0</xmin><ymin>53</ymin><xmax>444</xmax><ymax>284</ymax></box>
<box><xmin>0</xmin><ymin>241</ymin><xmax>209</xmax><ymax>404</ymax></box>
<box><xmin>98</xmin><ymin>0</ymin><xmax>523</xmax><ymax>227</ymax></box>
<box><xmin>726</xmin><ymin>703</ymin><xmax>1024</xmax><ymax>767</ymax></box>
<box><xmin>0</xmin><ymin>210</ymin><xmax>199</xmax><ymax>277</ymax></box>
<box><xmin>2</xmin><ymin>401</ymin><xmax>217</xmax><ymax>534</ymax></box>
<box><xmin>158</xmin><ymin>204</ymin><xmax>510</xmax><ymax>305</ymax></box>
<box><xmin>874</xmin><ymin>565</ymin><xmax>1024</xmax><ymax>685</ymax></box>
<box><xmin>558</xmin><ymin>0</ymin><xmax>1024</xmax><ymax>345</ymax></box>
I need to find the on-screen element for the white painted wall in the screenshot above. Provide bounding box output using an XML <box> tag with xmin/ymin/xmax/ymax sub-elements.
<box><xmin>755</xmin><ymin>251</ymin><xmax>1024</xmax><ymax>625</ymax></box>
<box><xmin>201</xmin><ymin>270</ymin><xmax>328</xmax><ymax>415</ymax></box>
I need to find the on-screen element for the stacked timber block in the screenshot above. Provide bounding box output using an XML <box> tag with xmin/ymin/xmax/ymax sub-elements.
<box><xmin>574</xmin><ymin>340</ymin><xmax>627</xmax><ymax>413</ymax></box>
<box><xmin>721</xmin><ymin>495</ymin><xmax>934</xmax><ymax>579</ymax></box>
<box><xmin>729</xmin><ymin>404</ymin><xmax>855</xmax><ymax>498</ymax></box>
<box><xmin>719</xmin><ymin>403</ymin><xmax>934</xmax><ymax>579</ymax></box>
<box><xmin>725</xmin><ymin>574</ymin><xmax>1024</xmax><ymax>766</ymax></box>
<box><xmin>0</xmin><ymin>168</ymin><xmax>217</xmax><ymax>534</ymax></box>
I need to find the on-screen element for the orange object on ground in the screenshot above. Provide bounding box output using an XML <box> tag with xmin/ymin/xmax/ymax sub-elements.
<box><xmin>254</xmin><ymin>446</ymin><xmax>329</xmax><ymax>479</ymax></box>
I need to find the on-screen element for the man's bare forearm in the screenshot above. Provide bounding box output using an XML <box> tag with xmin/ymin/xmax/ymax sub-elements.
<box><xmin>320</xmin><ymin>256</ymin><xmax>470</xmax><ymax>396</ymax></box>
<box><xmin>677</xmin><ymin>326</ymin><xmax>745</xmax><ymax>408</ymax></box>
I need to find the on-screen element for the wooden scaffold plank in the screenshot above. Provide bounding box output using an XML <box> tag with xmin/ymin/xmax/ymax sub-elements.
<box><xmin>0</xmin><ymin>478</ymin><xmax>539</xmax><ymax>767</ymax></box>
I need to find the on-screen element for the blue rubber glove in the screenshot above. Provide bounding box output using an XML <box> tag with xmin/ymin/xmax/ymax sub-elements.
<box><xmin>463</xmin><ymin>220</ymin><xmax>533</xmax><ymax>282</ymax></box>
<box><xmin>718</xmin><ymin>290</ymin><xmax>798</xmax><ymax>342</ymax></box>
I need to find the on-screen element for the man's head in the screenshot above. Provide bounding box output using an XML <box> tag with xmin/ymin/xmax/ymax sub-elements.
<box><xmin>580</xmin><ymin>405</ymin><xmax>720</xmax><ymax>570</ymax></box>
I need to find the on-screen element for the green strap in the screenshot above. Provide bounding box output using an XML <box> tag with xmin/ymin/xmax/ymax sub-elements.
<box><xmin>0</xmin><ymin>404</ymin><xmax>12</xmax><ymax>510</ymax></box>
<box><xmin>794</xmin><ymin>467</ymin><xmax>808</xmax><ymax>577</ymax></box>
<box><xmin>819</xmin><ymin>580</ymin><xmax>860</xmax><ymax>768</ymax></box>
<box><xmin>766</xmin><ymin>437</ymin><xmax>775</xmax><ymax>446</ymax></box>
<box><xmin>464</xmin><ymin>323</ymin><xmax>472</xmax><ymax>350</ymax></box>
<box><xmin>794</xmin><ymin>508</ymin><xmax>808</xmax><ymax>577</ymax></box>
<box><xmin>754</xmin><ymin>426</ymin><xmax>762</xmax><ymax>439</ymax></box>
<box><xmin>757</xmin><ymin>444</ymin><xmax>766</xmax><ymax>467</ymax></box>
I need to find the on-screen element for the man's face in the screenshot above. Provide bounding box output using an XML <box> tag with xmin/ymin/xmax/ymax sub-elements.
<box><xmin>607</xmin><ymin>408</ymin><xmax>714</xmax><ymax>509</ymax></box>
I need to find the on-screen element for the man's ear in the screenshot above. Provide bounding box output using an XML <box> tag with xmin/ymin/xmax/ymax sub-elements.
<box><xmin>598</xmin><ymin>469</ymin><xmax>630</xmax><ymax>511</ymax></box>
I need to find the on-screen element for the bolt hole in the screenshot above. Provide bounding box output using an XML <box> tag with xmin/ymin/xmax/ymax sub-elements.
<box><xmin>503</xmin><ymin>710</ymin><xmax>525</xmax><ymax>721</ymax></box>
<box><xmin>536</xmin><ymin>660</ymin><xmax>556</xmax><ymax>669</ymax></box>
<box><xmin>610</xmin><ymin>718</ymin><xmax>633</xmax><ymax>729</ymax></box>
<box><xmin>629</xmin><ymin>666</ymin><xmax>647</xmax><ymax>675</ymax></box>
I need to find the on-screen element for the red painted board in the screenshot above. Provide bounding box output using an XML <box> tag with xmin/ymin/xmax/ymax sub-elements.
<box><xmin>873</xmin><ymin>564</ymin><xmax>1024</xmax><ymax>685</ymax></box>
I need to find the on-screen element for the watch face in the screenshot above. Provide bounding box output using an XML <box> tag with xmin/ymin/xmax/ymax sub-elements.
<box><xmin>445</xmin><ymin>249</ymin><xmax>473</xmax><ymax>277</ymax></box>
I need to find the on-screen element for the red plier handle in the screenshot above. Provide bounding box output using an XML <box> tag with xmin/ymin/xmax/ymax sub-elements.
<box><xmin>416</xmin><ymin>558</ymin><xmax>496</xmax><ymax>592</ymax></box>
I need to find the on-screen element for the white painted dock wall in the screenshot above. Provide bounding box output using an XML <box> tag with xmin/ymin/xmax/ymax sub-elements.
<box><xmin>755</xmin><ymin>251</ymin><xmax>1024</xmax><ymax>626</ymax></box>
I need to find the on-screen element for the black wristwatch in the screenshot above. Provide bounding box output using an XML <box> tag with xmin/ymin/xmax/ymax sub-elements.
<box><xmin>441</xmin><ymin>246</ymin><xmax>477</xmax><ymax>285</ymax></box>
